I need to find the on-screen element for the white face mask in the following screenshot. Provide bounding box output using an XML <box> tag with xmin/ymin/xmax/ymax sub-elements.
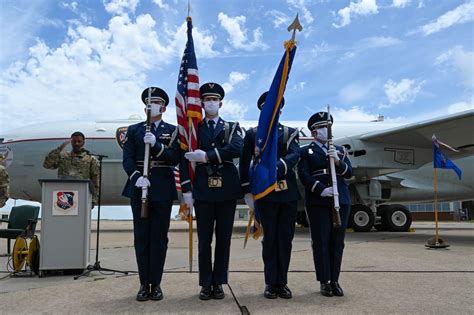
<box><xmin>315</xmin><ymin>127</ymin><xmax>328</xmax><ymax>142</ymax></box>
<box><xmin>203</xmin><ymin>101</ymin><xmax>220</xmax><ymax>115</ymax></box>
<box><xmin>150</xmin><ymin>104</ymin><xmax>164</xmax><ymax>117</ymax></box>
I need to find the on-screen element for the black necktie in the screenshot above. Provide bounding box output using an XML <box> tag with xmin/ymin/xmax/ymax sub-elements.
<box><xmin>208</xmin><ymin>120</ymin><xmax>215</xmax><ymax>136</ymax></box>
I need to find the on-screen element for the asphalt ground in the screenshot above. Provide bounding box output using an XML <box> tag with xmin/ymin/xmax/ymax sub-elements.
<box><xmin>0</xmin><ymin>221</ymin><xmax>473</xmax><ymax>314</ymax></box>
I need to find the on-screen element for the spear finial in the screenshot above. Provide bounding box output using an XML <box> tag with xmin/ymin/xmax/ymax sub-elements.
<box><xmin>287</xmin><ymin>14</ymin><xmax>303</xmax><ymax>43</ymax></box>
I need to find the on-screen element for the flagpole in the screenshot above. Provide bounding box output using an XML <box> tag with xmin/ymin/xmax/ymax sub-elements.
<box><xmin>425</xmin><ymin>135</ymin><xmax>450</xmax><ymax>249</ymax></box>
<box><xmin>434</xmin><ymin>168</ymin><xmax>439</xmax><ymax>245</ymax></box>
<box><xmin>188</xmin><ymin>118</ymin><xmax>193</xmax><ymax>273</ymax></box>
<box><xmin>243</xmin><ymin>209</ymin><xmax>254</xmax><ymax>249</ymax></box>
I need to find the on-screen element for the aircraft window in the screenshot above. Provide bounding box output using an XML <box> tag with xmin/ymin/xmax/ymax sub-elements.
<box><xmin>299</xmin><ymin>129</ymin><xmax>307</xmax><ymax>137</ymax></box>
<box><xmin>342</xmin><ymin>144</ymin><xmax>351</xmax><ymax>150</ymax></box>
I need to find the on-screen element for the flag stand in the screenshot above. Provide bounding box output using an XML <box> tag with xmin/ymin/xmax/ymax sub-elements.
<box><xmin>425</xmin><ymin>168</ymin><xmax>450</xmax><ymax>249</ymax></box>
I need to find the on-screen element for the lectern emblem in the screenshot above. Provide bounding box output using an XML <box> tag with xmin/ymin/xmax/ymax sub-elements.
<box><xmin>52</xmin><ymin>190</ymin><xmax>79</xmax><ymax>215</ymax></box>
<box><xmin>56</xmin><ymin>192</ymin><xmax>75</xmax><ymax>210</ymax></box>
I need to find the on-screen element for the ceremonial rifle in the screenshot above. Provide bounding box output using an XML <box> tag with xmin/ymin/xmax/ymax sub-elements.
<box><xmin>327</xmin><ymin>105</ymin><xmax>341</xmax><ymax>228</ymax></box>
<box><xmin>141</xmin><ymin>87</ymin><xmax>153</xmax><ymax>218</ymax></box>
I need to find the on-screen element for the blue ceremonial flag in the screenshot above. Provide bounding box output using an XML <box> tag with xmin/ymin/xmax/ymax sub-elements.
<box><xmin>250</xmin><ymin>43</ymin><xmax>297</xmax><ymax>200</ymax></box>
<box><xmin>433</xmin><ymin>136</ymin><xmax>462</xmax><ymax>179</ymax></box>
<box><xmin>248</xmin><ymin>41</ymin><xmax>297</xmax><ymax>238</ymax></box>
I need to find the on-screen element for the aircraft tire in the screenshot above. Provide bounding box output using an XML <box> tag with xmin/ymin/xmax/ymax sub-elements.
<box><xmin>349</xmin><ymin>204</ymin><xmax>375</xmax><ymax>232</ymax></box>
<box><xmin>383</xmin><ymin>204</ymin><xmax>412</xmax><ymax>232</ymax></box>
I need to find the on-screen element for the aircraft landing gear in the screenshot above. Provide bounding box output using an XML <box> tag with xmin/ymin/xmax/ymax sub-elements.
<box><xmin>349</xmin><ymin>204</ymin><xmax>375</xmax><ymax>232</ymax></box>
<box><xmin>381</xmin><ymin>204</ymin><xmax>412</xmax><ymax>232</ymax></box>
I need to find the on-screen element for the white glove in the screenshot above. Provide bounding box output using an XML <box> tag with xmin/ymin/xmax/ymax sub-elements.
<box><xmin>143</xmin><ymin>132</ymin><xmax>156</xmax><ymax>146</ymax></box>
<box><xmin>320</xmin><ymin>187</ymin><xmax>334</xmax><ymax>197</ymax></box>
<box><xmin>135</xmin><ymin>176</ymin><xmax>150</xmax><ymax>188</ymax></box>
<box><xmin>184</xmin><ymin>149</ymin><xmax>207</xmax><ymax>162</ymax></box>
<box><xmin>327</xmin><ymin>145</ymin><xmax>340</xmax><ymax>161</ymax></box>
<box><xmin>244</xmin><ymin>193</ymin><xmax>254</xmax><ymax>210</ymax></box>
<box><xmin>182</xmin><ymin>192</ymin><xmax>194</xmax><ymax>209</ymax></box>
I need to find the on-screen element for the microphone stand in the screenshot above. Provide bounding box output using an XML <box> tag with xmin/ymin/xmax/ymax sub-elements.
<box><xmin>74</xmin><ymin>154</ymin><xmax>130</xmax><ymax>279</ymax></box>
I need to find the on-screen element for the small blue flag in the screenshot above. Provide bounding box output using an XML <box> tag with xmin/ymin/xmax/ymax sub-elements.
<box><xmin>433</xmin><ymin>138</ymin><xmax>462</xmax><ymax>179</ymax></box>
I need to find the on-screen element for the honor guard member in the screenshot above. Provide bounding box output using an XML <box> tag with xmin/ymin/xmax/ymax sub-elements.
<box><xmin>181</xmin><ymin>82</ymin><xmax>243</xmax><ymax>300</ymax></box>
<box><xmin>297</xmin><ymin>112</ymin><xmax>352</xmax><ymax>297</ymax></box>
<box><xmin>43</xmin><ymin>132</ymin><xmax>100</xmax><ymax>205</ymax></box>
<box><xmin>240</xmin><ymin>92</ymin><xmax>301</xmax><ymax>299</ymax></box>
<box><xmin>0</xmin><ymin>154</ymin><xmax>9</xmax><ymax>208</ymax></box>
<box><xmin>122</xmin><ymin>87</ymin><xmax>180</xmax><ymax>301</ymax></box>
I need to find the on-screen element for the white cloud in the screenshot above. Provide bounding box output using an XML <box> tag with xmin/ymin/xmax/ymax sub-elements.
<box><xmin>217</xmin><ymin>12</ymin><xmax>268</xmax><ymax>51</ymax></box>
<box><xmin>332</xmin><ymin>0</ymin><xmax>378</xmax><ymax>28</ymax></box>
<box><xmin>384</xmin><ymin>78</ymin><xmax>424</xmax><ymax>105</ymax></box>
<box><xmin>338</xmin><ymin>81</ymin><xmax>377</xmax><ymax>104</ymax></box>
<box><xmin>62</xmin><ymin>1</ymin><xmax>78</xmax><ymax>11</ymax></box>
<box><xmin>62</xmin><ymin>1</ymin><xmax>90</xmax><ymax>23</ymax></box>
<box><xmin>286</xmin><ymin>0</ymin><xmax>314</xmax><ymax>24</ymax></box>
<box><xmin>222</xmin><ymin>71</ymin><xmax>249</xmax><ymax>94</ymax></box>
<box><xmin>357</xmin><ymin>36</ymin><xmax>402</xmax><ymax>49</ymax></box>
<box><xmin>332</xmin><ymin>106</ymin><xmax>380</xmax><ymax>121</ymax></box>
<box><xmin>338</xmin><ymin>36</ymin><xmax>401</xmax><ymax>61</ymax></box>
<box><xmin>152</xmin><ymin>0</ymin><xmax>179</xmax><ymax>13</ymax></box>
<box><xmin>291</xmin><ymin>81</ymin><xmax>306</xmax><ymax>91</ymax></box>
<box><xmin>265</xmin><ymin>10</ymin><xmax>290</xmax><ymax>28</ymax></box>
<box><xmin>0</xmin><ymin>2</ymin><xmax>50</xmax><ymax>69</ymax></box>
<box><xmin>404</xmin><ymin>100</ymin><xmax>474</xmax><ymax>122</ymax></box>
<box><xmin>435</xmin><ymin>46</ymin><xmax>474</xmax><ymax>88</ymax></box>
<box><xmin>103</xmin><ymin>0</ymin><xmax>139</xmax><ymax>15</ymax></box>
<box><xmin>417</xmin><ymin>1</ymin><xmax>474</xmax><ymax>35</ymax></box>
<box><xmin>0</xmin><ymin>14</ymin><xmax>181</xmax><ymax>132</ymax></box>
<box><xmin>165</xmin><ymin>21</ymin><xmax>218</xmax><ymax>58</ymax></box>
<box><xmin>220</xmin><ymin>99</ymin><xmax>247</xmax><ymax>121</ymax></box>
<box><xmin>311</xmin><ymin>41</ymin><xmax>334</xmax><ymax>57</ymax></box>
<box><xmin>152</xmin><ymin>0</ymin><xmax>169</xmax><ymax>10</ymax></box>
<box><xmin>447</xmin><ymin>101</ymin><xmax>474</xmax><ymax>114</ymax></box>
<box><xmin>392</xmin><ymin>0</ymin><xmax>411</xmax><ymax>8</ymax></box>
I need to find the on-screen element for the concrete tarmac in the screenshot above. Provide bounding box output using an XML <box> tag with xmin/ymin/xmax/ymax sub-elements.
<box><xmin>0</xmin><ymin>221</ymin><xmax>473</xmax><ymax>314</ymax></box>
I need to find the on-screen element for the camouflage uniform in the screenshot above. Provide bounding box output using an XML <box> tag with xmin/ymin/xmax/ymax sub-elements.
<box><xmin>43</xmin><ymin>147</ymin><xmax>100</xmax><ymax>204</ymax></box>
<box><xmin>0</xmin><ymin>164</ymin><xmax>9</xmax><ymax>208</ymax></box>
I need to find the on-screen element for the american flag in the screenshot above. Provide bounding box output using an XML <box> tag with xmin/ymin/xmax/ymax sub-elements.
<box><xmin>175</xmin><ymin>17</ymin><xmax>202</xmax><ymax>182</ymax></box>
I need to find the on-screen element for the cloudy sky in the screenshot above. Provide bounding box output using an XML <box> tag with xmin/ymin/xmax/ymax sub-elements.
<box><xmin>0</xmin><ymin>0</ymin><xmax>473</xmax><ymax>133</ymax></box>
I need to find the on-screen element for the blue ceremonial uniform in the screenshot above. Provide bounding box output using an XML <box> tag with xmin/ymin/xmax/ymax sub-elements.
<box><xmin>297</xmin><ymin>141</ymin><xmax>352</xmax><ymax>283</ymax></box>
<box><xmin>180</xmin><ymin>117</ymin><xmax>243</xmax><ymax>287</ymax></box>
<box><xmin>122</xmin><ymin>120</ymin><xmax>180</xmax><ymax>286</ymax></box>
<box><xmin>240</xmin><ymin>124</ymin><xmax>301</xmax><ymax>287</ymax></box>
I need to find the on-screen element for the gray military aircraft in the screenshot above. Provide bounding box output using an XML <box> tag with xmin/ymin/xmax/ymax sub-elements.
<box><xmin>1</xmin><ymin>110</ymin><xmax>473</xmax><ymax>232</ymax></box>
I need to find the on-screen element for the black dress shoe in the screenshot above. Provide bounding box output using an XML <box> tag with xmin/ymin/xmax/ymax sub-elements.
<box><xmin>331</xmin><ymin>281</ymin><xmax>344</xmax><ymax>297</ymax></box>
<box><xmin>212</xmin><ymin>284</ymin><xmax>225</xmax><ymax>299</ymax></box>
<box><xmin>264</xmin><ymin>285</ymin><xmax>278</xmax><ymax>299</ymax></box>
<box><xmin>136</xmin><ymin>284</ymin><xmax>150</xmax><ymax>301</ymax></box>
<box><xmin>278</xmin><ymin>285</ymin><xmax>292</xmax><ymax>299</ymax></box>
<box><xmin>150</xmin><ymin>285</ymin><xmax>163</xmax><ymax>301</ymax></box>
<box><xmin>320</xmin><ymin>282</ymin><xmax>333</xmax><ymax>297</ymax></box>
<box><xmin>199</xmin><ymin>286</ymin><xmax>212</xmax><ymax>300</ymax></box>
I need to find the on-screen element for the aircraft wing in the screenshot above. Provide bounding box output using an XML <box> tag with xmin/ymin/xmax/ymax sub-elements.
<box><xmin>341</xmin><ymin>110</ymin><xmax>474</xmax><ymax>179</ymax></box>
<box><xmin>359</xmin><ymin>109</ymin><xmax>474</xmax><ymax>155</ymax></box>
